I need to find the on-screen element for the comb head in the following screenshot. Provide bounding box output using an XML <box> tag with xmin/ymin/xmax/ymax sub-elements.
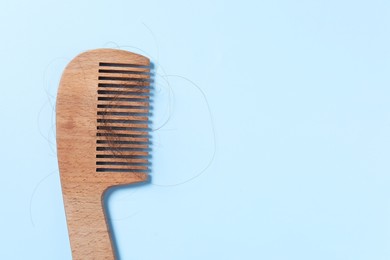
<box><xmin>56</xmin><ymin>49</ymin><xmax>150</xmax><ymax>187</ymax></box>
<box><xmin>56</xmin><ymin>49</ymin><xmax>151</xmax><ymax>259</ymax></box>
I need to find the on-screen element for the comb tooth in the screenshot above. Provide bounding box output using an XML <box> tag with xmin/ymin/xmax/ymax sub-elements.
<box><xmin>97</xmin><ymin>105</ymin><xmax>149</xmax><ymax>110</ymax></box>
<box><xmin>98</xmin><ymin>76</ymin><xmax>150</xmax><ymax>83</ymax></box>
<box><xmin>97</xmin><ymin>115</ymin><xmax>148</xmax><ymax>121</ymax></box>
<box><xmin>98</xmin><ymin>83</ymin><xmax>151</xmax><ymax>89</ymax></box>
<box><xmin>98</xmin><ymin>94</ymin><xmax>149</xmax><ymax>100</ymax></box>
<box><xmin>96</xmin><ymin>144</ymin><xmax>149</xmax><ymax>151</ymax></box>
<box><xmin>96</xmin><ymin>146</ymin><xmax>150</xmax><ymax>152</ymax></box>
<box><xmin>97</xmin><ymin>119</ymin><xmax>149</xmax><ymax>125</ymax></box>
<box><xmin>97</xmin><ymin>100</ymin><xmax>149</xmax><ymax>107</ymax></box>
<box><xmin>99</xmin><ymin>62</ymin><xmax>148</xmax><ymax>66</ymax></box>
<box><xmin>96</xmin><ymin>150</ymin><xmax>149</xmax><ymax>156</ymax></box>
<box><xmin>97</xmin><ymin>88</ymin><xmax>150</xmax><ymax>94</ymax></box>
<box><xmin>97</xmin><ymin>110</ymin><xmax>149</xmax><ymax>116</ymax></box>
<box><xmin>97</xmin><ymin>89</ymin><xmax>150</xmax><ymax>96</ymax></box>
<box><xmin>98</xmin><ymin>95</ymin><xmax>149</xmax><ymax>100</ymax></box>
<box><xmin>97</xmin><ymin>131</ymin><xmax>149</xmax><ymax>137</ymax></box>
<box><xmin>97</xmin><ymin>131</ymin><xmax>148</xmax><ymax>137</ymax></box>
<box><xmin>97</xmin><ymin>144</ymin><xmax>149</xmax><ymax>151</ymax></box>
<box><xmin>97</xmin><ymin>164</ymin><xmax>148</xmax><ymax>168</ymax></box>
<box><xmin>97</xmin><ymin>108</ymin><xmax>149</xmax><ymax>117</ymax></box>
<box><xmin>97</xmin><ymin>115</ymin><xmax>148</xmax><ymax>120</ymax></box>
<box><xmin>99</xmin><ymin>155</ymin><xmax>148</xmax><ymax>161</ymax></box>
<box><xmin>96</xmin><ymin>142</ymin><xmax>149</xmax><ymax>149</ymax></box>
<box><xmin>96</xmin><ymin>135</ymin><xmax>148</xmax><ymax>142</ymax></box>
<box><xmin>99</xmin><ymin>62</ymin><xmax>150</xmax><ymax>68</ymax></box>
<box><xmin>97</xmin><ymin>103</ymin><xmax>150</xmax><ymax>108</ymax></box>
<box><xmin>96</xmin><ymin>157</ymin><xmax>149</xmax><ymax>164</ymax></box>
<box><xmin>97</xmin><ymin>164</ymin><xmax>148</xmax><ymax>170</ymax></box>
<box><xmin>98</xmin><ymin>72</ymin><xmax>150</xmax><ymax>79</ymax></box>
<box><xmin>98</xmin><ymin>79</ymin><xmax>150</xmax><ymax>86</ymax></box>
<box><xmin>97</xmin><ymin>125</ymin><xmax>149</xmax><ymax>131</ymax></box>
<box><xmin>97</xmin><ymin>123</ymin><xmax>149</xmax><ymax>129</ymax></box>
<box><xmin>96</xmin><ymin>169</ymin><xmax>148</xmax><ymax>174</ymax></box>
<box><xmin>96</xmin><ymin>154</ymin><xmax>149</xmax><ymax>159</ymax></box>
<box><xmin>96</xmin><ymin>142</ymin><xmax>149</xmax><ymax>151</ymax></box>
<box><xmin>98</xmin><ymin>68</ymin><xmax>150</xmax><ymax>74</ymax></box>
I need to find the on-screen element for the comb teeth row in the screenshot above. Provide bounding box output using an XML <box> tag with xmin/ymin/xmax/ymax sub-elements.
<box><xmin>96</xmin><ymin>62</ymin><xmax>151</xmax><ymax>174</ymax></box>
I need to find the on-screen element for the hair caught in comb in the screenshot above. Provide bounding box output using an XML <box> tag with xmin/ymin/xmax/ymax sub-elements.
<box><xmin>96</xmin><ymin>62</ymin><xmax>152</xmax><ymax>179</ymax></box>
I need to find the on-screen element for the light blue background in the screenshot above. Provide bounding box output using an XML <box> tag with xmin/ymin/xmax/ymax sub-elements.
<box><xmin>1</xmin><ymin>0</ymin><xmax>390</xmax><ymax>259</ymax></box>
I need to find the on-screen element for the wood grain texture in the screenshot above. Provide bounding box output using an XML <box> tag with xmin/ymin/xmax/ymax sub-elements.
<box><xmin>56</xmin><ymin>49</ymin><xmax>151</xmax><ymax>260</ymax></box>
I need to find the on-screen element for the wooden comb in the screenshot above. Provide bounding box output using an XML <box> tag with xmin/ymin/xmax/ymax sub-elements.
<box><xmin>56</xmin><ymin>49</ymin><xmax>151</xmax><ymax>259</ymax></box>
